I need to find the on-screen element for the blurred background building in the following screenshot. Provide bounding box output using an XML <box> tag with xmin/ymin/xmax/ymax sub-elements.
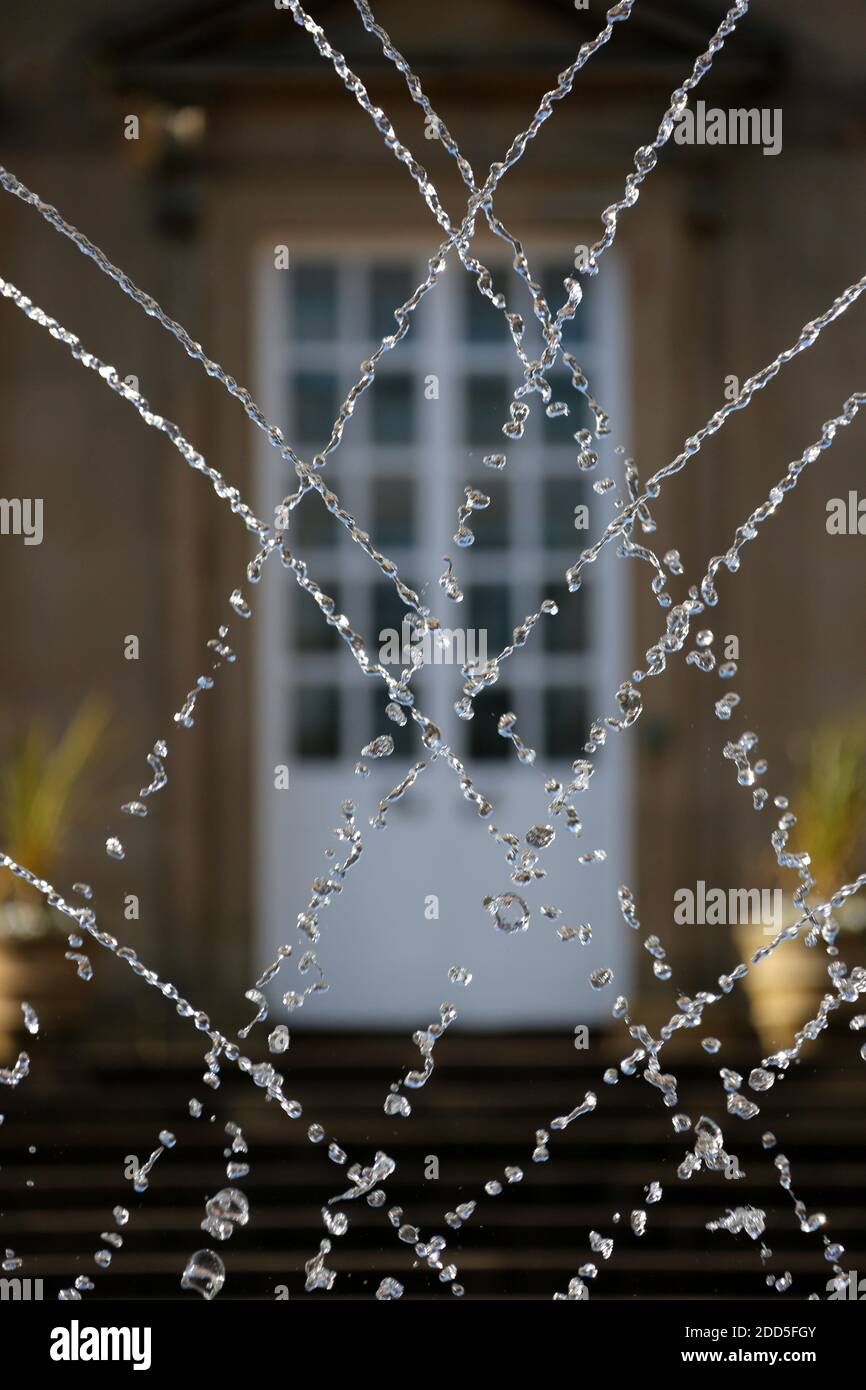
<box><xmin>1</xmin><ymin>0</ymin><xmax>865</xmax><ymax>1298</ymax></box>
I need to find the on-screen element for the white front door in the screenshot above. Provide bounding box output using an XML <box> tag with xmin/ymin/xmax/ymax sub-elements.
<box><xmin>254</xmin><ymin>243</ymin><xmax>632</xmax><ymax>1027</ymax></box>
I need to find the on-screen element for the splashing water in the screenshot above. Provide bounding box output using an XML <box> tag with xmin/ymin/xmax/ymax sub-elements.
<box><xmin>0</xmin><ymin>0</ymin><xmax>864</xmax><ymax>1305</ymax></box>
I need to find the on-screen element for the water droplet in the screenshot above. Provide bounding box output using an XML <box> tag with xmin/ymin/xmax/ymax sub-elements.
<box><xmin>201</xmin><ymin>1188</ymin><xmax>249</xmax><ymax>1241</ymax></box>
<box><xmin>525</xmin><ymin>823</ymin><xmax>555</xmax><ymax>849</ymax></box>
<box><xmin>589</xmin><ymin>967</ymin><xmax>613</xmax><ymax>990</ymax></box>
<box><xmin>181</xmin><ymin>1249</ymin><xmax>225</xmax><ymax>1300</ymax></box>
<box><xmin>482</xmin><ymin>893</ymin><xmax>530</xmax><ymax>934</ymax></box>
<box><xmin>447</xmin><ymin>965</ymin><xmax>472</xmax><ymax>987</ymax></box>
<box><xmin>268</xmin><ymin>1024</ymin><xmax>290</xmax><ymax>1053</ymax></box>
<box><xmin>748</xmin><ymin>1067</ymin><xmax>775</xmax><ymax>1092</ymax></box>
<box><xmin>362</xmin><ymin>734</ymin><xmax>394</xmax><ymax>759</ymax></box>
<box><xmin>20</xmin><ymin>1002</ymin><xmax>39</xmax><ymax>1035</ymax></box>
<box><xmin>375</xmin><ymin>1276</ymin><xmax>404</xmax><ymax>1299</ymax></box>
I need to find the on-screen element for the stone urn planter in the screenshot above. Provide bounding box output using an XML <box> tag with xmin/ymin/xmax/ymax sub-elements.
<box><xmin>735</xmin><ymin>899</ymin><xmax>866</xmax><ymax>1057</ymax></box>
<box><xmin>0</xmin><ymin>901</ymin><xmax>85</xmax><ymax>1056</ymax></box>
<box><xmin>0</xmin><ymin>698</ymin><xmax>109</xmax><ymax>1056</ymax></box>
